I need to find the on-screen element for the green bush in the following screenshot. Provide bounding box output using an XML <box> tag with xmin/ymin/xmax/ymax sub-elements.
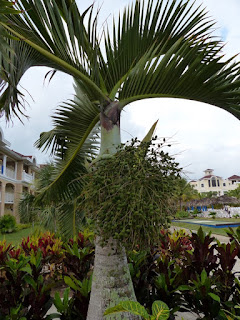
<box><xmin>175</xmin><ymin>210</ymin><xmax>190</xmax><ymax>219</ymax></box>
<box><xmin>16</xmin><ymin>223</ymin><xmax>31</xmax><ymax>231</ymax></box>
<box><xmin>209</xmin><ymin>211</ymin><xmax>217</xmax><ymax>219</ymax></box>
<box><xmin>0</xmin><ymin>214</ymin><xmax>17</xmax><ymax>234</ymax></box>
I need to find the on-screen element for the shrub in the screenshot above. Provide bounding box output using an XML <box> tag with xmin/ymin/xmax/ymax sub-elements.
<box><xmin>129</xmin><ymin>227</ymin><xmax>240</xmax><ymax>319</ymax></box>
<box><xmin>0</xmin><ymin>214</ymin><xmax>17</xmax><ymax>233</ymax></box>
<box><xmin>16</xmin><ymin>223</ymin><xmax>31</xmax><ymax>231</ymax></box>
<box><xmin>175</xmin><ymin>210</ymin><xmax>190</xmax><ymax>219</ymax></box>
<box><xmin>209</xmin><ymin>211</ymin><xmax>217</xmax><ymax>219</ymax></box>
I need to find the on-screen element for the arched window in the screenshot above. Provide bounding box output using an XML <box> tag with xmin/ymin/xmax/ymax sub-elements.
<box><xmin>211</xmin><ymin>177</ymin><xmax>216</xmax><ymax>187</ymax></box>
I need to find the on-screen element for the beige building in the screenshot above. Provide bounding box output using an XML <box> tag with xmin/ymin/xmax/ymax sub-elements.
<box><xmin>190</xmin><ymin>169</ymin><xmax>240</xmax><ymax>196</ymax></box>
<box><xmin>0</xmin><ymin>128</ymin><xmax>39</xmax><ymax>220</ymax></box>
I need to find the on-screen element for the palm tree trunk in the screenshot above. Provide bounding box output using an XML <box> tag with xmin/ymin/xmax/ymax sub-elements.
<box><xmin>87</xmin><ymin>238</ymin><xmax>139</xmax><ymax>320</ymax></box>
<box><xmin>87</xmin><ymin>102</ymin><xmax>140</xmax><ymax>320</ymax></box>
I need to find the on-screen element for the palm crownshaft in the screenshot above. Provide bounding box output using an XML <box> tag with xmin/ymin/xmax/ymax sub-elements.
<box><xmin>1</xmin><ymin>0</ymin><xmax>240</xmax><ymax>318</ymax></box>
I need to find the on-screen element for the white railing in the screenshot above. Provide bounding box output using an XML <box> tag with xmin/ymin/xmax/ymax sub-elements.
<box><xmin>22</xmin><ymin>171</ymin><xmax>34</xmax><ymax>183</ymax></box>
<box><xmin>5</xmin><ymin>192</ymin><xmax>14</xmax><ymax>203</ymax></box>
<box><xmin>6</xmin><ymin>168</ymin><xmax>15</xmax><ymax>179</ymax></box>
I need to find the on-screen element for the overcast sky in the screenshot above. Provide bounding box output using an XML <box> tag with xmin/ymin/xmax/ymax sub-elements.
<box><xmin>0</xmin><ymin>0</ymin><xmax>240</xmax><ymax>181</ymax></box>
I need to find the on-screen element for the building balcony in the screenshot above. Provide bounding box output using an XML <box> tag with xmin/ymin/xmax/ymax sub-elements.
<box><xmin>22</xmin><ymin>171</ymin><xmax>34</xmax><ymax>183</ymax></box>
<box><xmin>6</xmin><ymin>168</ymin><xmax>15</xmax><ymax>179</ymax></box>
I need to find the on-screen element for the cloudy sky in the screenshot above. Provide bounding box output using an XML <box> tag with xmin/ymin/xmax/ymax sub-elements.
<box><xmin>0</xmin><ymin>0</ymin><xmax>240</xmax><ymax>181</ymax></box>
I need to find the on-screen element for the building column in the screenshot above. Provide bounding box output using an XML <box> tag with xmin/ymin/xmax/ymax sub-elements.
<box><xmin>0</xmin><ymin>181</ymin><xmax>6</xmax><ymax>216</ymax></box>
<box><xmin>14</xmin><ymin>162</ymin><xmax>18</xmax><ymax>179</ymax></box>
<box><xmin>14</xmin><ymin>184</ymin><xmax>22</xmax><ymax>222</ymax></box>
<box><xmin>17</xmin><ymin>161</ymin><xmax>23</xmax><ymax>180</ymax></box>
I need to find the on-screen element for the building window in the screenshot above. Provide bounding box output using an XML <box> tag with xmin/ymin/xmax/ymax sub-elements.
<box><xmin>212</xmin><ymin>178</ymin><xmax>216</xmax><ymax>187</ymax></box>
<box><xmin>201</xmin><ymin>184</ymin><xmax>204</xmax><ymax>187</ymax></box>
<box><xmin>217</xmin><ymin>180</ymin><xmax>220</xmax><ymax>187</ymax></box>
<box><xmin>223</xmin><ymin>183</ymin><xmax>226</xmax><ymax>186</ymax></box>
<box><xmin>208</xmin><ymin>180</ymin><xmax>211</xmax><ymax>187</ymax></box>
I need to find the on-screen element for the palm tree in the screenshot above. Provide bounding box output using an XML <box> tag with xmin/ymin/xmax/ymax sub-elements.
<box><xmin>1</xmin><ymin>1</ymin><xmax>240</xmax><ymax>318</ymax></box>
<box><xmin>228</xmin><ymin>185</ymin><xmax>240</xmax><ymax>199</ymax></box>
<box><xmin>175</xmin><ymin>177</ymin><xmax>199</xmax><ymax>210</ymax></box>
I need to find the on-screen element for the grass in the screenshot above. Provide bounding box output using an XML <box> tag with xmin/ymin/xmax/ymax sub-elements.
<box><xmin>1</xmin><ymin>218</ymin><xmax>239</xmax><ymax>244</ymax></box>
<box><xmin>0</xmin><ymin>225</ymin><xmax>43</xmax><ymax>245</ymax></box>
<box><xmin>171</xmin><ymin>217</ymin><xmax>240</xmax><ymax>237</ymax></box>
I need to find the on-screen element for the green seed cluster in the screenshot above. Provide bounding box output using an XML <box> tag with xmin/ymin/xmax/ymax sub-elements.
<box><xmin>81</xmin><ymin>138</ymin><xmax>181</xmax><ymax>250</ymax></box>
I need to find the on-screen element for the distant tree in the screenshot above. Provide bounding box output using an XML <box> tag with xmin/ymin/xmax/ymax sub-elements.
<box><xmin>19</xmin><ymin>163</ymin><xmax>84</xmax><ymax>237</ymax></box>
<box><xmin>228</xmin><ymin>185</ymin><xmax>240</xmax><ymax>199</ymax></box>
<box><xmin>175</xmin><ymin>178</ymin><xmax>199</xmax><ymax>210</ymax></box>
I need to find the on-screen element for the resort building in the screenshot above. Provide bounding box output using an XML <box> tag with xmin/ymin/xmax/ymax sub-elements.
<box><xmin>0</xmin><ymin>128</ymin><xmax>39</xmax><ymax>219</ymax></box>
<box><xmin>190</xmin><ymin>169</ymin><xmax>240</xmax><ymax>196</ymax></box>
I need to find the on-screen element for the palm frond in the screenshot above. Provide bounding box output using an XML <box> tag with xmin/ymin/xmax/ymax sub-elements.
<box><xmin>0</xmin><ymin>38</ymin><xmax>49</xmax><ymax>120</ymax></box>
<box><xmin>0</xmin><ymin>0</ymin><xmax>107</xmax><ymax>120</ymax></box>
<box><xmin>36</xmin><ymin>83</ymin><xmax>100</xmax><ymax>203</ymax></box>
<box><xmin>119</xmin><ymin>38</ymin><xmax>240</xmax><ymax>120</ymax></box>
<box><xmin>57</xmin><ymin>200</ymin><xmax>85</xmax><ymax>239</ymax></box>
<box><xmin>0</xmin><ymin>0</ymin><xmax>21</xmax><ymax>62</ymax></box>
<box><xmin>100</xmin><ymin>0</ymin><xmax>220</xmax><ymax>96</ymax></box>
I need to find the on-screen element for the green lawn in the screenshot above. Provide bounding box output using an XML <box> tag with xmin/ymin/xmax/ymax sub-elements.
<box><xmin>0</xmin><ymin>226</ymin><xmax>43</xmax><ymax>245</ymax></box>
<box><xmin>171</xmin><ymin>220</ymin><xmax>238</xmax><ymax>237</ymax></box>
<box><xmin>1</xmin><ymin>218</ymin><xmax>239</xmax><ymax>244</ymax></box>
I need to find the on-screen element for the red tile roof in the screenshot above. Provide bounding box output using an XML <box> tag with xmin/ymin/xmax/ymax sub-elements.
<box><xmin>228</xmin><ymin>175</ymin><xmax>240</xmax><ymax>180</ymax></box>
<box><xmin>200</xmin><ymin>175</ymin><xmax>221</xmax><ymax>180</ymax></box>
<box><xmin>11</xmin><ymin>150</ymin><xmax>33</xmax><ymax>158</ymax></box>
<box><xmin>200</xmin><ymin>175</ymin><xmax>212</xmax><ymax>180</ymax></box>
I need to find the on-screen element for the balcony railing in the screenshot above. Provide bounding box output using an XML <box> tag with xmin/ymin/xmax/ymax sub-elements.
<box><xmin>22</xmin><ymin>171</ymin><xmax>34</xmax><ymax>183</ymax></box>
<box><xmin>5</xmin><ymin>168</ymin><xmax>15</xmax><ymax>179</ymax></box>
<box><xmin>5</xmin><ymin>192</ymin><xmax>14</xmax><ymax>203</ymax></box>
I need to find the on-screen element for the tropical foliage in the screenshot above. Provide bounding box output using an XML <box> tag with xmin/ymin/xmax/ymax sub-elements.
<box><xmin>104</xmin><ymin>300</ymin><xmax>170</xmax><ymax>320</ymax></box>
<box><xmin>19</xmin><ymin>163</ymin><xmax>86</xmax><ymax>238</ymax></box>
<box><xmin>0</xmin><ymin>214</ymin><xmax>17</xmax><ymax>233</ymax></box>
<box><xmin>82</xmin><ymin>138</ymin><xmax>181</xmax><ymax>249</ymax></box>
<box><xmin>128</xmin><ymin>227</ymin><xmax>240</xmax><ymax>319</ymax></box>
<box><xmin>174</xmin><ymin>177</ymin><xmax>199</xmax><ymax>209</ymax></box>
<box><xmin>0</xmin><ymin>227</ymin><xmax>240</xmax><ymax>319</ymax></box>
<box><xmin>0</xmin><ymin>0</ymin><xmax>240</xmax><ymax>206</ymax></box>
<box><xmin>1</xmin><ymin>0</ymin><xmax>240</xmax><ymax>317</ymax></box>
<box><xmin>0</xmin><ymin>231</ymin><xmax>94</xmax><ymax>319</ymax></box>
<box><xmin>228</xmin><ymin>185</ymin><xmax>240</xmax><ymax>199</ymax></box>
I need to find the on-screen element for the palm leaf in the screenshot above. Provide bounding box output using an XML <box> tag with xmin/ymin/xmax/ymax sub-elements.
<box><xmin>0</xmin><ymin>0</ymin><xmax>21</xmax><ymax>62</ymax></box>
<box><xmin>0</xmin><ymin>39</ymin><xmax>49</xmax><ymax>120</ymax></box>
<box><xmin>100</xmin><ymin>0</ymin><xmax>219</xmax><ymax>96</ymax></box>
<box><xmin>57</xmin><ymin>200</ymin><xmax>85</xmax><ymax>239</ymax></box>
<box><xmin>119</xmin><ymin>38</ymin><xmax>240</xmax><ymax>120</ymax></box>
<box><xmin>0</xmin><ymin>0</ymin><xmax>107</xmax><ymax>119</ymax></box>
<box><xmin>35</xmin><ymin>83</ymin><xmax>100</xmax><ymax>203</ymax></box>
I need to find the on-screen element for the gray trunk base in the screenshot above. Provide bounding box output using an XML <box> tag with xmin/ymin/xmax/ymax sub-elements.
<box><xmin>87</xmin><ymin>237</ymin><xmax>140</xmax><ymax>320</ymax></box>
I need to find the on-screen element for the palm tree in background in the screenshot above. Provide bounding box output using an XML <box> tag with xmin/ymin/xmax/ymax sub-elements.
<box><xmin>1</xmin><ymin>0</ymin><xmax>240</xmax><ymax>318</ymax></box>
<box><xmin>19</xmin><ymin>162</ymin><xmax>86</xmax><ymax>236</ymax></box>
